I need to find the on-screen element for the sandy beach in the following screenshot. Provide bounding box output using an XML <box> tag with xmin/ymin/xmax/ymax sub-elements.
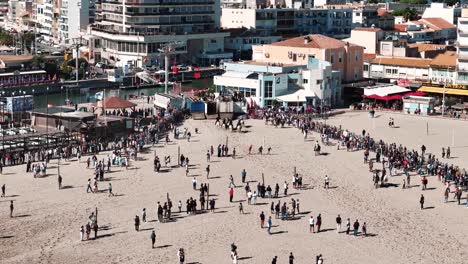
<box><xmin>1</xmin><ymin>111</ymin><xmax>467</xmax><ymax>264</ymax></box>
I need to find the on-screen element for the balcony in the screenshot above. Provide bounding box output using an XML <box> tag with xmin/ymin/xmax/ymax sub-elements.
<box><xmin>101</xmin><ymin>0</ymin><xmax>215</xmax><ymax>6</ymax></box>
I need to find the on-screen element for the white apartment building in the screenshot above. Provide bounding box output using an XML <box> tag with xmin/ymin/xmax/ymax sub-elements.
<box><xmin>422</xmin><ymin>2</ymin><xmax>461</xmax><ymax>25</ymax></box>
<box><xmin>0</xmin><ymin>0</ymin><xmax>8</xmax><ymax>26</ymax></box>
<box><xmin>91</xmin><ymin>0</ymin><xmax>231</xmax><ymax>68</ymax></box>
<box><xmin>221</xmin><ymin>6</ymin><xmax>353</xmax><ymax>39</ymax></box>
<box><xmin>35</xmin><ymin>0</ymin><xmax>54</xmax><ymax>42</ymax></box>
<box><xmin>457</xmin><ymin>17</ymin><xmax>468</xmax><ymax>84</ymax></box>
<box><xmin>59</xmin><ymin>0</ymin><xmax>90</xmax><ymax>44</ymax></box>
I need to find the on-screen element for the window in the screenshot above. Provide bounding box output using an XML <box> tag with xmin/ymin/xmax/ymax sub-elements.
<box><xmin>355</xmin><ymin>51</ymin><xmax>359</xmax><ymax>62</ymax></box>
<box><xmin>386</xmin><ymin>69</ymin><xmax>392</xmax><ymax>74</ymax></box>
<box><xmin>392</xmin><ymin>69</ymin><xmax>398</xmax><ymax>74</ymax></box>
<box><xmin>338</xmin><ymin>51</ymin><xmax>343</xmax><ymax>63</ymax></box>
<box><xmin>330</xmin><ymin>52</ymin><xmax>334</xmax><ymax>63</ymax></box>
<box><xmin>303</xmin><ymin>79</ymin><xmax>309</xmax><ymax>84</ymax></box>
<box><xmin>363</xmin><ymin>65</ymin><xmax>369</xmax><ymax>71</ymax></box>
<box><xmin>264</xmin><ymin>80</ymin><xmax>273</xmax><ymax>98</ymax></box>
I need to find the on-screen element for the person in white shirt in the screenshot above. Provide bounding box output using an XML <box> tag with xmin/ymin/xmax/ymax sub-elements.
<box><xmin>309</xmin><ymin>216</ymin><xmax>315</xmax><ymax>233</ymax></box>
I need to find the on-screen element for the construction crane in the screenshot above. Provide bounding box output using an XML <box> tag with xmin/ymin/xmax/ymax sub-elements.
<box><xmin>158</xmin><ymin>41</ymin><xmax>184</xmax><ymax>94</ymax></box>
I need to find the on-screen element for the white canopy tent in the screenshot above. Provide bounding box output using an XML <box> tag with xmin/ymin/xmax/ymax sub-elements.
<box><xmin>277</xmin><ymin>89</ymin><xmax>316</xmax><ymax>102</ymax></box>
<box><xmin>364</xmin><ymin>85</ymin><xmax>410</xmax><ymax>97</ymax></box>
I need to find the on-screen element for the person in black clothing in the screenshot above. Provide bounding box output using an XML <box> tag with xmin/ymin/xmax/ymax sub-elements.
<box><xmin>272</xmin><ymin>256</ymin><xmax>278</xmax><ymax>264</ymax></box>
<box><xmin>134</xmin><ymin>215</ymin><xmax>140</xmax><ymax>231</ymax></box>
<box><xmin>9</xmin><ymin>200</ymin><xmax>13</xmax><ymax>217</ymax></box>
<box><xmin>150</xmin><ymin>230</ymin><xmax>156</xmax><ymax>248</ymax></box>
<box><xmin>420</xmin><ymin>194</ymin><xmax>425</xmax><ymax>210</ymax></box>
<box><xmin>289</xmin><ymin>252</ymin><xmax>294</xmax><ymax>264</ymax></box>
<box><xmin>1</xmin><ymin>184</ymin><xmax>5</xmax><ymax>197</ymax></box>
<box><xmin>58</xmin><ymin>175</ymin><xmax>62</xmax><ymax>190</ymax></box>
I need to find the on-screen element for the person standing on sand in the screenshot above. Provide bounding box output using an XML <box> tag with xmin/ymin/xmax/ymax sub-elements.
<box><xmin>1</xmin><ymin>184</ymin><xmax>5</xmax><ymax>197</ymax></box>
<box><xmin>80</xmin><ymin>226</ymin><xmax>85</xmax><ymax>241</ymax></box>
<box><xmin>272</xmin><ymin>256</ymin><xmax>278</xmax><ymax>264</ymax></box>
<box><xmin>93</xmin><ymin>222</ymin><xmax>98</xmax><ymax>239</ymax></box>
<box><xmin>239</xmin><ymin>202</ymin><xmax>244</xmax><ymax>214</ymax></box>
<box><xmin>267</xmin><ymin>216</ymin><xmax>272</xmax><ymax>234</ymax></box>
<box><xmin>420</xmin><ymin>194</ymin><xmax>425</xmax><ymax>209</ymax></box>
<box><xmin>206</xmin><ymin>165</ymin><xmax>210</xmax><ymax>179</ymax></box>
<box><xmin>58</xmin><ymin>175</ymin><xmax>62</xmax><ymax>190</ymax></box>
<box><xmin>85</xmin><ymin>223</ymin><xmax>91</xmax><ymax>240</ymax></box>
<box><xmin>336</xmin><ymin>214</ymin><xmax>342</xmax><ymax>233</ymax></box>
<box><xmin>241</xmin><ymin>169</ymin><xmax>247</xmax><ymax>183</ymax></box>
<box><xmin>346</xmin><ymin>218</ymin><xmax>351</xmax><ymax>235</ymax></box>
<box><xmin>324</xmin><ymin>175</ymin><xmax>330</xmax><ymax>189</ymax></box>
<box><xmin>134</xmin><ymin>215</ymin><xmax>140</xmax><ymax>231</ymax></box>
<box><xmin>192</xmin><ymin>177</ymin><xmax>197</xmax><ymax>190</ymax></box>
<box><xmin>260</xmin><ymin>211</ymin><xmax>266</xmax><ymax>227</ymax></box>
<box><xmin>86</xmin><ymin>179</ymin><xmax>93</xmax><ymax>193</ymax></box>
<box><xmin>353</xmin><ymin>219</ymin><xmax>360</xmax><ymax>237</ymax></box>
<box><xmin>309</xmin><ymin>216</ymin><xmax>315</xmax><ymax>233</ymax></box>
<box><xmin>108</xmin><ymin>183</ymin><xmax>114</xmax><ymax>196</ymax></box>
<box><xmin>177</xmin><ymin>248</ymin><xmax>185</xmax><ymax>264</ymax></box>
<box><xmin>151</xmin><ymin>230</ymin><xmax>156</xmax><ymax>248</ymax></box>
<box><xmin>229</xmin><ymin>188</ymin><xmax>234</xmax><ymax>203</ymax></box>
<box><xmin>362</xmin><ymin>222</ymin><xmax>367</xmax><ymax>237</ymax></box>
<box><xmin>142</xmin><ymin>208</ymin><xmax>147</xmax><ymax>223</ymax></box>
<box><xmin>289</xmin><ymin>252</ymin><xmax>295</xmax><ymax>264</ymax></box>
<box><xmin>316</xmin><ymin>214</ymin><xmax>322</xmax><ymax>233</ymax></box>
<box><xmin>9</xmin><ymin>200</ymin><xmax>13</xmax><ymax>217</ymax></box>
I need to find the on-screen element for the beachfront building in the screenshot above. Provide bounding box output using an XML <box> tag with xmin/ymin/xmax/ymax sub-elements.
<box><xmin>252</xmin><ymin>34</ymin><xmax>364</xmax><ymax>83</ymax></box>
<box><xmin>221</xmin><ymin>6</ymin><xmax>353</xmax><ymax>39</ymax></box>
<box><xmin>394</xmin><ymin>18</ymin><xmax>457</xmax><ymax>44</ymax></box>
<box><xmin>364</xmin><ymin>51</ymin><xmax>456</xmax><ymax>83</ymax></box>
<box><xmin>91</xmin><ymin>0</ymin><xmax>231</xmax><ymax>69</ymax></box>
<box><xmin>35</xmin><ymin>0</ymin><xmax>55</xmax><ymax>42</ymax></box>
<box><xmin>457</xmin><ymin>16</ymin><xmax>468</xmax><ymax>85</ymax></box>
<box><xmin>0</xmin><ymin>0</ymin><xmax>8</xmax><ymax>27</ymax></box>
<box><xmin>422</xmin><ymin>2</ymin><xmax>461</xmax><ymax>25</ymax></box>
<box><xmin>214</xmin><ymin>56</ymin><xmax>342</xmax><ymax>107</ymax></box>
<box><xmin>59</xmin><ymin>0</ymin><xmax>90</xmax><ymax>44</ymax></box>
<box><xmin>224</xmin><ymin>28</ymin><xmax>282</xmax><ymax>60</ymax></box>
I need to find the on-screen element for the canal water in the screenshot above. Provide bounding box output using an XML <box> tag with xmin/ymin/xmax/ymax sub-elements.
<box><xmin>32</xmin><ymin>79</ymin><xmax>213</xmax><ymax>108</ymax></box>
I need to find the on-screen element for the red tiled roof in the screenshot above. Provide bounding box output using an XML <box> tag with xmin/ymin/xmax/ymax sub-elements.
<box><xmin>371</xmin><ymin>57</ymin><xmax>432</xmax><ymax>68</ymax></box>
<box><xmin>420</xmin><ymin>18</ymin><xmax>456</xmax><ymax>30</ymax></box>
<box><xmin>270</xmin><ymin>34</ymin><xmax>362</xmax><ymax>49</ymax></box>
<box><xmin>394</xmin><ymin>24</ymin><xmax>408</xmax><ymax>32</ymax></box>
<box><xmin>363</xmin><ymin>53</ymin><xmax>377</xmax><ymax>61</ymax></box>
<box><xmin>407</xmin><ymin>43</ymin><xmax>447</xmax><ymax>52</ymax></box>
<box><xmin>95</xmin><ymin>97</ymin><xmax>137</xmax><ymax>109</ymax></box>
<box><xmin>429</xmin><ymin>51</ymin><xmax>456</xmax><ymax>69</ymax></box>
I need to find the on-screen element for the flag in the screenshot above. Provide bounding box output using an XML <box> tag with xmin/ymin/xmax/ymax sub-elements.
<box><xmin>95</xmin><ymin>91</ymin><xmax>104</xmax><ymax>100</ymax></box>
<box><xmin>172</xmin><ymin>66</ymin><xmax>178</xmax><ymax>73</ymax></box>
<box><xmin>194</xmin><ymin>72</ymin><xmax>201</xmax><ymax>79</ymax></box>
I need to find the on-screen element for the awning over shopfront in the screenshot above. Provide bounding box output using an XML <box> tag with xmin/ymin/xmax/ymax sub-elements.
<box><xmin>418</xmin><ymin>86</ymin><xmax>468</xmax><ymax>96</ymax></box>
<box><xmin>363</xmin><ymin>85</ymin><xmax>410</xmax><ymax>97</ymax></box>
<box><xmin>277</xmin><ymin>89</ymin><xmax>316</xmax><ymax>102</ymax></box>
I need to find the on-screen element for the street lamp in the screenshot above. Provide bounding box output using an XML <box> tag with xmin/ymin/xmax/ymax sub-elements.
<box><xmin>46</xmin><ymin>86</ymin><xmax>49</xmax><ymax>149</ymax></box>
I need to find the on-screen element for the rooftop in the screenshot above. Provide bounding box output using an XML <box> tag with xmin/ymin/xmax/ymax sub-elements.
<box><xmin>270</xmin><ymin>34</ymin><xmax>361</xmax><ymax>49</ymax></box>
<box><xmin>429</xmin><ymin>51</ymin><xmax>456</xmax><ymax>69</ymax></box>
<box><xmin>241</xmin><ymin>61</ymin><xmax>297</xmax><ymax>67</ymax></box>
<box><xmin>353</xmin><ymin>27</ymin><xmax>382</xmax><ymax>33</ymax></box>
<box><xmin>407</xmin><ymin>43</ymin><xmax>447</xmax><ymax>52</ymax></box>
<box><xmin>420</xmin><ymin>18</ymin><xmax>456</xmax><ymax>30</ymax></box>
<box><xmin>363</xmin><ymin>53</ymin><xmax>377</xmax><ymax>62</ymax></box>
<box><xmin>371</xmin><ymin>57</ymin><xmax>432</xmax><ymax>68</ymax></box>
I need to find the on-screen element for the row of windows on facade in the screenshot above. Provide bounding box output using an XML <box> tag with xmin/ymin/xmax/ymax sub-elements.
<box><xmin>103</xmin><ymin>14</ymin><xmax>213</xmax><ymax>23</ymax></box>
<box><xmin>101</xmin><ymin>4</ymin><xmax>213</xmax><ymax>14</ymax></box>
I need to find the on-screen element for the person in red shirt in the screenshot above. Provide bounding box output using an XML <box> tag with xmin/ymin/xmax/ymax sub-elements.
<box><xmin>229</xmin><ymin>188</ymin><xmax>234</xmax><ymax>203</ymax></box>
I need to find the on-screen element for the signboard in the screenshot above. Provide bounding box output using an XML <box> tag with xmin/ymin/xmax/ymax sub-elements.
<box><xmin>6</xmin><ymin>95</ymin><xmax>33</xmax><ymax>112</ymax></box>
<box><xmin>422</xmin><ymin>83</ymin><xmax>468</xmax><ymax>90</ymax></box>
<box><xmin>108</xmin><ymin>68</ymin><xmax>123</xmax><ymax>82</ymax></box>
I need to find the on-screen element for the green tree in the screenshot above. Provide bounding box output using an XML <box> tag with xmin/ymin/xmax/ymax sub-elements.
<box><xmin>0</xmin><ymin>29</ymin><xmax>13</xmax><ymax>46</ymax></box>
<box><xmin>393</xmin><ymin>8</ymin><xmax>418</xmax><ymax>21</ymax></box>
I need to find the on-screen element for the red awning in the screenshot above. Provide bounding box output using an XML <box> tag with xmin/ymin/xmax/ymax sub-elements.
<box><xmin>362</xmin><ymin>94</ymin><xmax>402</xmax><ymax>101</ymax></box>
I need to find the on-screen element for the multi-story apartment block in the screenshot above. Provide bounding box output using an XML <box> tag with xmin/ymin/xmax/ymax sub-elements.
<box><xmin>59</xmin><ymin>0</ymin><xmax>90</xmax><ymax>44</ymax></box>
<box><xmin>0</xmin><ymin>0</ymin><xmax>8</xmax><ymax>26</ymax></box>
<box><xmin>221</xmin><ymin>6</ymin><xmax>353</xmax><ymax>39</ymax></box>
<box><xmin>90</xmin><ymin>0</ymin><xmax>231</xmax><ymax>68</ymax></box>
<box><xmin>252</xmin><ymin>34</ymin><xmax>364</xmax><ymax>82</ymax></box>
<box><xmin>35</xmin><ymin>0</ymin><xmax>54</xmax><ymax>42</ymax></box>
<box><xmin>457</xmin><ymin>17</ymin><xmax>468</xmax><ymax>84</ymax></box>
